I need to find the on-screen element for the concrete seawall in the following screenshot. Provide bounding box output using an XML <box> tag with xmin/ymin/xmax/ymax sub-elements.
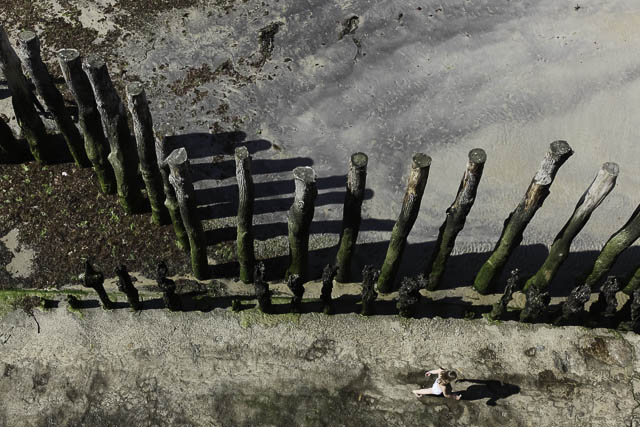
<box><xmin>1</xmin><ymin>304</ymin><xmax>638</xmax><ymax>426</ymax></box>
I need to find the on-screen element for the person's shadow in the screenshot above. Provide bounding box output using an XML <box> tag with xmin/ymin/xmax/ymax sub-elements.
<box><xmin>457</xmin><ymin>379</ymin><xmax>520</xmax><ymax>406</ymax></box>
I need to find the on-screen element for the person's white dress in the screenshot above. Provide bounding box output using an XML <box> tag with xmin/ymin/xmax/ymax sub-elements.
<box><xmin>431</xmin><ymin>378</ymin><xmax>443</xmax><ymax>395</ymax></box>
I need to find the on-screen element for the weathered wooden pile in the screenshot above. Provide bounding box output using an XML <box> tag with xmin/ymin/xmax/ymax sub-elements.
<box><xmin>1</xmin><ymin>26</ymin><xmax>640</xmax><ymax>331</ymax></box>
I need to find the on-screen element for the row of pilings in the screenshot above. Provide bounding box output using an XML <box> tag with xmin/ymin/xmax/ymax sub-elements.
<box><xmin>1</xmin><ymin>25</ymin><xmax>640</xmax><ymax>331</ymax></box>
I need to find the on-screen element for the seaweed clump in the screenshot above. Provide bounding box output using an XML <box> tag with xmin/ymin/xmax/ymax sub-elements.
<box><xmin>361</xmin><ymin>265</ymin><xmax>379</xmax><ymax>316</ymax></box>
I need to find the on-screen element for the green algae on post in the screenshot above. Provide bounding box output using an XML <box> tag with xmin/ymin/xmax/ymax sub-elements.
<box><xmin>155</xmin><ymin>129</ymin><xmax>190</xmax><ymax>252</ymax></box>
<box><xmin>581</xmin><ymin>202</ymin><xmax>640</xmax><ymax>292</ymax></box>
<box><xmin>424</xmin><ymin>148</ymin><xmax>486</xmax><ymax>291</ymax></box>
<box><xmin>126</xmin><ymin>82</ymin><xmax>171</xmax><ymax>225</ymax></box>
<box><xmin>473</xmin><ymin>141</ymin><xmax>573</xmax><ymax>295</ymax></box>
<box><xmin>377</xmin><ymin>153</ymin><xmax>431</xmax><ymax>293</ymax></box>
<box><xmin>235</xmin><ymin>146</ymin><xmax>255</xmax><ymax>283</ymax></box>
<box><xmin>335</xmin><ymin>152</ymin><xmax>368</xmax><ymax>283</ymax></box>
<box><xmin>285</xmin><ymin>166</ymin><xmax>317</xmax><ymax>282</ymax></box>
<box><xmin>18</xmin><ymin>31</ymin><xmax>90</xmax><ymax>168</ymax></box>
<box><xmin>0</xmin><ymin>25</ymin><xmax>49</xmax><ymax>162</ymax></box>
<box><xmin>82</xmin><ymin>55</ymin><xmax>144</xmax><ymax>213</ymax></box>
<box><xmin>166</xmin><ymin>147</ymin><xmax>210</xmax><ymax>280</ymax></box>
<box><xmin>57</xmin><ymin>48</ymin><xmax>116</xmax><ymax>193</ymax></box>
<box><xmin>523</xmin><ymin>162</ymin><xmax>618</xmax><ymax>292</ymax></box>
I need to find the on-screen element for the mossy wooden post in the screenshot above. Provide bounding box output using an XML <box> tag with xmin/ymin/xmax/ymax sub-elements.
<box><xmin>82</xmin><ymin>261</ymin><xmax>114</xmax><ymax>310</ymax></box>
<box><xmin>115</xmin><ymin>264</ymin><xmax>141</xmax><ymax>311</ymax></box>
<box><xmin>126</xmin><ymin>82</ymin><xmax>170</xmax><ymax>225</ymax></box>
<box><xmin>235</xmin><ymin>146</ymin><xmax>255</xmax><ymax>283</ymax></box>
<box><xmin>321</xmin><ymin>264</ymin><xmax>338</xmax><ymax>314</ymax></box>
<box><xmin>155</xmin><ymin>130</ymin><xmax>189</xmax><ymax>251</ymax></box>
<box><xmin>156</xmin><ymin>261</ymin><xmax>181</xmax><ymax>311</ymax></box>
<box><xmin>472</xmin><ymin>141</ymin><xmax>573</xmax><ymax>294</ymax></box>
<box><xmin>253</xmin><ymin>262</ymin><xmax>272</xmax><ymax>313</ymax></box>
<box><xmin>335</xmin><ymin>152</ymin><xmax>368</xmax><ymax>283</ymax></box>
<box><xmin>17</xmin><ymin>31</ymin><xmax>90</xmax><ymax>167</ymax></box>
<box><xmin>581</xmin><ymin>203</ymin><xmax>640</xmax><ymax>292</ymax></box>
<box><xmin>285</xmin><ymin>166</ymin><xmax>318</xmax><ymax>281</ymax></box>
<box><xmin>523</xmin><ymin>162</ymin><xmax>619</xmax><ymax>292</ymax></box>
<box><xmin>166</xmin><ymin>147</ymin><xmax>209</xmax><ymax>280</ymax></box>
<box><xmin>623</xmin><ymin>267</ymin><xmax>640</xmax><ymax>295</ymax></box>
<box><xmin>82</xmin><ymin>55</ymin><xmax>144</xmax><ymax>213</ymax></box>
<box><xmin>424</xmin><ymin>148</ymin><xmax>486</xmax><ymax>291</ymax></box>
<box><xmin>377</xmin><ymin>153</ymin><xmax>431</xmax><ymax>293</ymax></box>
<box><xmin>361</xmin><ymin>265</ymin><xmax>379</xmax><ymax>316</ymax></box>
<box><xmin>57</xmin><ymin>49</ymin><xmax>115</xmax><ymax>193</ymax></box>
<box><xmin>0</xmin><ymin>25</ymin><xmax>48</xmax><ymax>162</ymax></box>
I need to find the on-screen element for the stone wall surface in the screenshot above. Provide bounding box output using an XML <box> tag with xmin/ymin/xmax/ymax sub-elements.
<box><xmin>0</xmin><ymin>305</ymin><xmax>638</xmax><ymax>427</ymax></box>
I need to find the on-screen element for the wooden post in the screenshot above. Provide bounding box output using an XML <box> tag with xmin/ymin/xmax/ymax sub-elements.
<box><xmin>287</xmin><ymin>274</ymin><xmax>304</xmax><ymax>313</ymax></box>
<box><xmin>17</xmin><ymin>31</ymin><xmax>90</xmax><ymax>167</ymax></box>
<box><xmin>554</xmin><ymin>283</ymin><xmax>590</xmax><ymax>326</ymax></box>
<box><xmin>253</xmin><ymin>262</ymin><xmax>272</xmax><ymax>313</ymax></box>
<box><xmin>0</xmin><ymin>25</ymin><xmax>48</xmax><ymax>162</ymax></box>
<box><xmin>156</xmin><ymin>261</ymin><xmax>181</xmax><ymax>311</ymax></box>
<box><xmin>155</xmin><ymin>130</ymin><xmax>190</xmax><ymax>251</ymax></box>
<box><xmin>126</xmin><ymin>82</ymin><xmax>170</xmax><ymax>225</ymax></box>
<box><xmin>581</xmin><ymin>203</ymin><xmax>640</xmax><ymax>292</ymax></box>
<box><xmin>82</xmin><ymin>55</ymin><xmax>144</xmax><ymax>213</ymax></box>
<box><xmin>82</xmin><ymin>261</ymin><xmax>114</xmax><ymax>309</ymax></box>
<box><xmin>424</xmin><ymin>148</ymin><xmax>486</xmax><ymax>290</ymax></box>
<box><xmin>115</xmin><ymin>264</ymin><xmax>141</xmax><ymax>311</ymax></box>
<box><xmin>57</xmin><ymin>48</ymin><xmax>115</xmax><ymax>193</ymax></box>
<box><xmin>631</xmin><ymin>288</ymin><xmax>640</xmax><ymax>333</ymax></box>
<box><xmin>519</xmin><ymin>285</ymin><xmax>549</xmax><ymax>323</ymax></box>
<box><xmin>361</xmin><ymin>265</ymin><xmax>379</xmax><ymax>316</ymax></box>
<box><xmin>473</xmin><ymin>141</ymin><xmax>573</xmax><ymax>294</ymax></box>
<box><xmin>487</xmin><ymin>269</ymin><xmax>520</xmax><ymax>321</ymax></box>
<box><xmin>377</xmin><ymin>153</ymin><xmax>432</xmax><ymax>293</ymax></box>
<box><xmin>588</xmin><ymin>276</ymin><xmax>620</xmax><ymax>327</ymax></box>
<box><xmin>285</xmin><ymin>166</ymin><xmax>317</xmax><ymax>281</ymax></box>
<box><xmin>623</xmin><ymin>266</ymin><xmax>640</xmax><ymax>295</ymax></box>
<box><xmin>321</xmin><ymin>264</ymin><xmax>338</xmax><ymax>314</ymax></box>
<box><xmin>166</xmin><ymin>147</ymin><xmax>209</xmax><ymax>280</ymax></box>
<box><xmin>235</xmin><ymin>146</ymin><xmax>255</xmax><ymax>283</ymax></box>
<box><xmin>335</xmin><ymin>152</ymin><xmax>368</xmax><ymax>283</ymax></box>
<box><xmin>397</xmin><ymin>275</ymin><xmax>423</xmax><ymax>318</ymax></box>
<box><xmin>523</xmin><ymin>162</ymin><xmax>619</xmax><ymax>292</ymax></box>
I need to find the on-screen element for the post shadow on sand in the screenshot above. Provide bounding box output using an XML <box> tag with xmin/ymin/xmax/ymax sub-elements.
<box><xmin>204</xmin><ymin>217</ymin><xmax>397</xmax><ymax>244</ymax></box>
<box><xmin>163</xmin><ymin>131</ymin><xmax>249</xmax><ymax>159</ymax></box>
<box><xmin>0</xmin><ymin>87</ymin><xmax>11</xmax><ymax>100</ymax></box>
<box><xmin>457</xmin><ymin>379</ymin><xmax>520</xmax><ymax>406</ymax></box>
<box><xmin>72</xmin><ymin>295</ymin><xmax>129</xmax><ymax>310</ymax></box>
<box><xmin>1</xmin><ymin>76</ymin><xmax>68</xmax><ymax>102</ymax></box>
<box><xmin>197</xmin><ymin>188</ymin><xmax>375</xmax><ymax>220</ymax></box>
<box><xmin>190</xmin><ymin>156</ymin><xmax>314</xmax><ymax>183</ymax></box>
<box><xmin>178</xmin><ymin>293</ymin><xmax>255</xmax><ymax>312</ymax></box>
<box><xmin>195</xmin><ymin>174</ymin><xmax>352</xmax><ymax>206</ymax></box>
